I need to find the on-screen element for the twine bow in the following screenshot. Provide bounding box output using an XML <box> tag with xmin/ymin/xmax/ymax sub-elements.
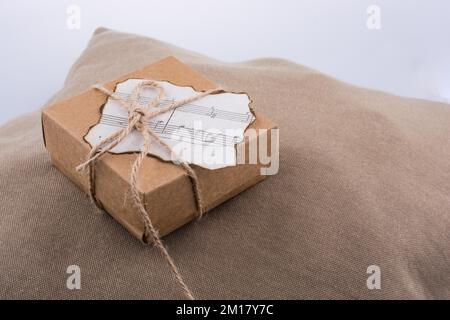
<box><xmin>76</xmin><ymin>80</ymin><xmax>223</xmax><ymax>300</ymax></box>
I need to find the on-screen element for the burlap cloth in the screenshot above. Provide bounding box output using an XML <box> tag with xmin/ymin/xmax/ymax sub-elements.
<box><xmin>1</xmin><ymin>27</ymin><xmax>449</xmax><ymax>299</ymax></box>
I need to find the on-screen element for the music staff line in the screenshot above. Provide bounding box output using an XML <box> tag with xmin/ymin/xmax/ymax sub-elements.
<box><xmin>112</xmin><ymin>91</ymin><xmax>255</xmax><ymax>124</ymax></box>
<box><xmin>99</xmin><ymin>114</ymin><xmax>241</xmax><ymax>147</ymax></box>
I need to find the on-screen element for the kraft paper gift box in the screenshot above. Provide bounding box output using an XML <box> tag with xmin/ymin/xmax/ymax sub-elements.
<box><xmin>42</xmin><ymin>56</ymin><xmax>277</xmax><ymax>241</ymax></box>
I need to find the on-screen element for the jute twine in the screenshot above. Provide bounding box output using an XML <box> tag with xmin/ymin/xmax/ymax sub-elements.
<box><xmin>76</xmin><ymin>80</ymin><xmax>223</xmax><ymax>300</ymax></box>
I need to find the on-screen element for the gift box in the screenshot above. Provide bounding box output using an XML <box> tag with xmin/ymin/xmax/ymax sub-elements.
<box><xmin>42</xmin><ymin>56</ymin><xmax>277</xmax><ymax>241</ymax></box>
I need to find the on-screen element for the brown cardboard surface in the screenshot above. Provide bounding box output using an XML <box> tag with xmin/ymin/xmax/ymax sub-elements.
<box><xmin>42</xmin><ymin>56</ymin><xmax>277</xmax><ymax>240</ymax></box>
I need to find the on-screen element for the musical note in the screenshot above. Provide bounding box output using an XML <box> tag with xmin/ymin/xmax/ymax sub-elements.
<box><xmin>203</xmin><ymin>132</ymin><xmax>216</xmax><ymax>143</ymax></box>
<box><xmin>208</xmin><ymin>107</ymin><xmax>217</xmax><ymax>118</ymax></box>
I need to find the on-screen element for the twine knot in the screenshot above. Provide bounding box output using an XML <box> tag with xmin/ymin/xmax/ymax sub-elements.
<box><xmin>131</xmin><ymin>107</ymin><xmax>146</xmax><ymax>117</ymax></box>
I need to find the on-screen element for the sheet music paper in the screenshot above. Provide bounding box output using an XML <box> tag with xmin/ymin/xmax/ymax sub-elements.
<box><xmin>85</xmin><ymin>79</ymin><xmax>255</xmax><ymax>170</ymax></box>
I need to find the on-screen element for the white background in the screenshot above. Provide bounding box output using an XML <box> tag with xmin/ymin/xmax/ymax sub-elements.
<box><xmin>1</xmin><ymin>0</ymin><xmax>449</xmax><ymax>125</ymax></box>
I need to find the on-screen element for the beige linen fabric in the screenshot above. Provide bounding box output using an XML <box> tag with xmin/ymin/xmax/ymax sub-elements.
<box><xmin>1</xmin><ymin>27</ymin><xmax>449</xmax><ymax>299</ymax></box>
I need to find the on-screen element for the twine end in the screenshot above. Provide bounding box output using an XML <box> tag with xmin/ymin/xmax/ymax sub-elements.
<box><xmin>76</xmin><ymin>163</ymin><xmax>88</xmax><ymax>173</ymax></box>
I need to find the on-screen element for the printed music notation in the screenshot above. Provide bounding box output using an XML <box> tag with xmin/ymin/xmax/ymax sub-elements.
<box><xmin>114</xmin><ymin>92</ymin><xmax>255</xmax><ymax>124</ymax></box>
<box><xmin>100</xmin><ymin>114</ymin><xmax>242</xmax><ymax>147</ymax></box>
<box><xmin>86</xmin><ymin>79</ymin><xmax>254</xmax><ymax>169</ymax></box>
